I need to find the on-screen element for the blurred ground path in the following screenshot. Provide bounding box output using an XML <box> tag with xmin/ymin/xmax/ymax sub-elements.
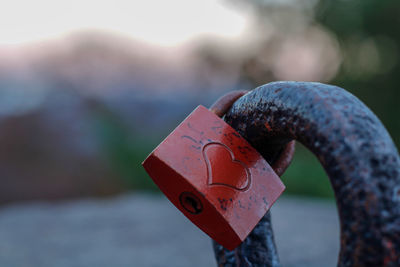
<box><xmin>0</xmin><ymin>194</ymin><xmax>339</xmax><ymax>267</ymax></box>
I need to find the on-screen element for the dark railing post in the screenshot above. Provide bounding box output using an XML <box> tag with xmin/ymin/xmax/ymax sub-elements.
<box><xmin>213</xmin><ymin>82</ymin><xmax>400</xmax><ymax>267</ymax></box>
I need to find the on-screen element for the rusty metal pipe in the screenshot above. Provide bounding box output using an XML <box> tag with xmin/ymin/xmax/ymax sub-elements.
<box><xmin>213</xmin><ymin>82</ymin><xmax>400</xmax><ymax>266</ymax></box>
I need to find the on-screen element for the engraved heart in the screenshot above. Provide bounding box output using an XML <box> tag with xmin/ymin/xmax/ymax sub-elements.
<box><xmin>203</xmin><ymin>142</ymin><xmax>251</xmax><ymax>191</ymax></box>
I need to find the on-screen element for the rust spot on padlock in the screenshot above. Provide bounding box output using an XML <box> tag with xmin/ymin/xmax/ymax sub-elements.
<box><xmin>142</xmin><ymin>105</ymin><xmax>285</xmax><ymax>250</ymax></box>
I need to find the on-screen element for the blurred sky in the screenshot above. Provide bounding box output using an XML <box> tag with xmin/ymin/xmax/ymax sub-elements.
<box><xmin>0</xmin><ymin>0</ymin><xmax>341</xmax><ymax>100</ymax></box>
<box><xmin>0</xmin><ymin>0</ymin><xmax>249</xmax><ymax>46</ymax></box>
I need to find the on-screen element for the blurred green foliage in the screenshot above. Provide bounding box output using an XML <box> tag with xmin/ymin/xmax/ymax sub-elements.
<box><xmin>316</xmin><ymin>0</ymin><xmax>400</xmax><ymax>146</ymax></box>
<box><xmin>281</xmin><ymin>143</ymin><xmax>333</xmax><ymax>198</ymax></box>
<box><xmin>90</xmin><ymin>101</ymin><xmax>158</xmax><ymax>191</ymax></box>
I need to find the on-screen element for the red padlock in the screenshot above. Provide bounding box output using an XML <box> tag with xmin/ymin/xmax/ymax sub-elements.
<box><xmin>142</xmin><ymin>105</ymin><xmax>285</xmax><ymax>250</ymax></box>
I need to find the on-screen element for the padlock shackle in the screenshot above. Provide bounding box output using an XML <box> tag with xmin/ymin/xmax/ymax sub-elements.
<box><xmin>213</xmin><ymin>81</ymin><xmax>400</xmax><ymax>266</ymax></box>
<box><xmin>209</xmin><ymin>90</ymin><xmax>249</xmax><ymax>118</ymax></box>
<box><xmin>209</xmin><ymin>90</ymin><xmax>296</xmax><ymax>177</ymax></box>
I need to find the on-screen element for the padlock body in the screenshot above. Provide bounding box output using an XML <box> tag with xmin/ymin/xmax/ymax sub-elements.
<box><xmin>142</xmin><ymin>105</ymin><xmax>285</xmax><ymax>250</ymax></box>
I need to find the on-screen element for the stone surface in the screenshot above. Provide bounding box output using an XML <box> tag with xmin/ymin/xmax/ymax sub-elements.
<box><xmin>0</xmin><ymin>194</ymin><xmax>339</xmax><ymax>267</ymax></box>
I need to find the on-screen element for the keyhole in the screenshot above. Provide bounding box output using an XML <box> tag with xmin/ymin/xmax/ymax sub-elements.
<box><xmin>179</xmin><ymin>192</ymin><xmax>203</xmax><ymax>214</ymax></box>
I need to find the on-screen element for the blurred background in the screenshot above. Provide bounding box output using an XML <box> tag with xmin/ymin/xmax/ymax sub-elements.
<box><xmin>0</xmin><ymin>0</ymin><xmax>399</xmax><ymax>266</ymax></box>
